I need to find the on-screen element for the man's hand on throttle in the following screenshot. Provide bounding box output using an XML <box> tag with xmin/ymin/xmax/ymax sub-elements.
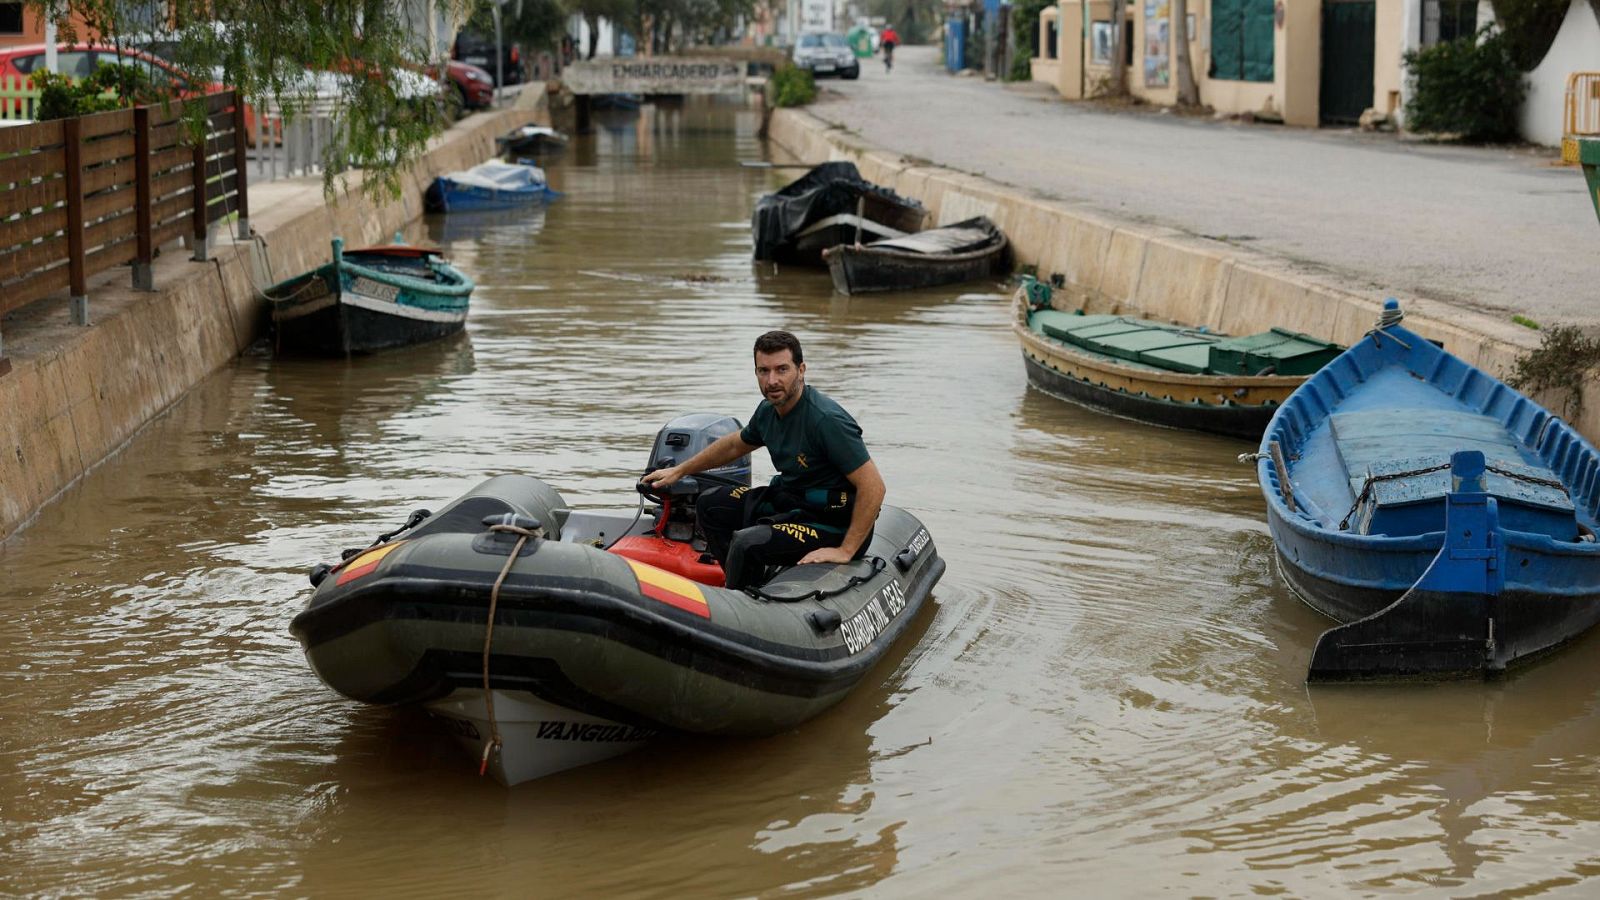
<box><xmin>641</xmin><ymin>466</ymin><xmax>683</xmax><ymax>490</ymax></box>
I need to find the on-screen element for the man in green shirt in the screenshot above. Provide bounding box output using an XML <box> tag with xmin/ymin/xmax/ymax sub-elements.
<box><xmin>641</xmin><ymin>330</ymin><xmax>886</xmax><ymax>589</ymax></box>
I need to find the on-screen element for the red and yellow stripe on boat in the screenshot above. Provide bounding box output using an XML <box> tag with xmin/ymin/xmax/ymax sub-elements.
<box><xmin>335</xmin><ymin>542</ymin><xmax>404</xmax><ymax>586</ymax></box>
<box><xmin>624</xmin><ymin>559</ymin><xmax>710</xmax><ymax>618</ymax></box>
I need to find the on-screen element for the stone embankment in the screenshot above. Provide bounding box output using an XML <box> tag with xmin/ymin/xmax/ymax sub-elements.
<box><xmin>0</xmin><ymin>90</ymin><xmax>548</xmax><ymax>541</ymax></box>
<box><xmin>766</xmin><ymin>107</ymin><xmax>1592</xmax><ymax>438</ymax></box>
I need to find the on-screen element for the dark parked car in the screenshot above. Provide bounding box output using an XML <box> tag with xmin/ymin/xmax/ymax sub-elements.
<box><xmin>452</xmin><ymin>30</ymin><xmax>522</xmax><ymax>87</ymax></box>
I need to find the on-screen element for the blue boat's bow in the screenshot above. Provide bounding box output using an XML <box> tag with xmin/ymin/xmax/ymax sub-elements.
<box><xmin>1261</xmin><ymin>299</ymin><xmax>1600</xmax><ymax>681</ymax></box>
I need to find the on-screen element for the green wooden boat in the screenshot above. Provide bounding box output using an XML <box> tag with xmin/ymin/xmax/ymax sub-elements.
<box><xmin>1013</xmin><ymin>280</ymin><xmax>1343</xmax><ymax>439</ymax></box>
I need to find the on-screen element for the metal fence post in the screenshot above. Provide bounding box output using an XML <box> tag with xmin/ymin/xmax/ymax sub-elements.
<box><xmin>133</xmin><ymin>106</ymin><xmax>154</xmax><ymax>291</ymax></box>
<box><xmin>63</xmin><ymin>116</ymin><xmax>88</xmax><ymax>325</ymax></box>
<box><xmin>231</xmin><ymin>93</ymin><xmax>249</xmax><ymax>239</ymax></box>
<box><xmin>191</xmin><ymin>125</ymin><xmax>209</xmax><ymax>262</ymax></box>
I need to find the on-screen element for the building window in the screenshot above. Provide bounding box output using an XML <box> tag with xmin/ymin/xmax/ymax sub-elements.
<box><xmin>1423</xmin><ymin>0</ymin><xmax>1479</xmax><ymax>45</ymax></box>
<box><xmin>1046</xmin><ymin>20</ymin><xmax>1058</xmax><ymax>59</ymax></box>
<box><xmin>1210</xmin><ymin>0</ymin><xmax>1274</xmax><ymax>83</ymax></box>
<box><xmin>0</xmin><ymin>3</ymin><xmax>24</xmax><ymax>34</ymax></box>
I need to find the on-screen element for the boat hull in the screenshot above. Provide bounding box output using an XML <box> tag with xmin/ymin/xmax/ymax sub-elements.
<box><xmin>266</xmin><ymin>248</ymin><xmax>472</xmax><ymax>356</ymax></box>
<box><xmin>424</xmin><ymin>181</ymin><xmax>556</xmax><ymax>212</ymax></box>
<box><xmin>290</xmin><ymin>474</ymin><xmax>946</xmax><ymax>778</ymax></box>
<box><xmin>1277</xmin><ymin>544</ymin><xmax>1600</xmax><ymax>679</ymax></box>
<box><xmin>1012</xmin><ymin>288</ymin><xmax>1305</xmax><ymax>439</ymax></box>
<box><xmin>1022</xmin><ymin>351</ymin><xmax>1279</xmax><ymax>439</ymax></box>
<box><xmin>1257</xmin><ymin>306</ymin><xmax>1600</xmax><ymax>679</ymax></box>
<box><xmin>824</xmin><ymin>232</ymin><xmax>1009</xmax><ymax>294</ymax></box>
<box><xmin>425</xmin><ymin>690</ymin><xmax>655</xmax><ymax>785</ymax></box>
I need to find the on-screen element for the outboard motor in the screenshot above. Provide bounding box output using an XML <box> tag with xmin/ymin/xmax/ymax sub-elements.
<box><xmin>645</xmin><ymin>413</ymin><xmax>751</xmax><ymax>492</ymax></box>
<box><xmin>611</xmin><ymin>415</ymin><xmax>753</xmax><ymax>586</ymax></box>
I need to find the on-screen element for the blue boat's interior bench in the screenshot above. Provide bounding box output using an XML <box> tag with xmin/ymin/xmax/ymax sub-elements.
<box><xmin>1330</xmin><ymin>407</ymin><xmax>1580</xmax><ymax>540</ymax></box>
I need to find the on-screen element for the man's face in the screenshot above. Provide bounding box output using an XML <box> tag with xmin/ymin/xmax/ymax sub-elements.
<box><xmin>755</xmin><ymin>348</ymin><xmax>805</xmax><ymax>409</ymax></box>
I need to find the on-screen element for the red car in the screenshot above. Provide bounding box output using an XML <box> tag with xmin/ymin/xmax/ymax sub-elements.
<box><xmin>0</xmin><ymin>43</ymin><xmax>263</xmax><ymax>143</ymax></box>
<box><xmin>427</xmin><ymin>59</ymin><xmax>495</xmax><ymax>117</ymax></box>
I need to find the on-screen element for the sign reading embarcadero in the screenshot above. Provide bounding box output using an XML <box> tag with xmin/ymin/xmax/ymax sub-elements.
<box><xmin>563</xmin><ymin>58</ymin><xmax>746</xmax><ymax>95</ymax></box>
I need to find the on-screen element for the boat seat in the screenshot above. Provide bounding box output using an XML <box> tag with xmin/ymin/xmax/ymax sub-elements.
<box><xmin>1330</xmin><ymin>394</ymin><xmax>1583</xmax><ymax>538</ymax></box>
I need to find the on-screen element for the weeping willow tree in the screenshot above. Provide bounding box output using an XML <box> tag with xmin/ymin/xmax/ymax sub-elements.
<box><xmin>27</xmin><ymin>0</ymin><xmax>476</xmax><ymax>198</ymax></box>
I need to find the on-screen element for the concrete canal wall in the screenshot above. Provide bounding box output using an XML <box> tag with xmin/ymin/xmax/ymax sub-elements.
<box><xmin>0</xmin><ymin>90</ymin><xmax>549</xmax><ymax>542</ymax></box>
<box><xmin>765</xmin><ymin>108</ymin><xmax>1593</xmax><ymax>439</ymax></box>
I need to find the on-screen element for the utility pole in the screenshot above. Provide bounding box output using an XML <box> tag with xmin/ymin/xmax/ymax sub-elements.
<box><xmin>45</xmin><ymin>16</ymin><xmax>57</xmax><ymax>73</ymax></box>
<box><xmin>492</xmin><ymin>0</ymin><xmax>504</xmax><ymax>100</ymax></box>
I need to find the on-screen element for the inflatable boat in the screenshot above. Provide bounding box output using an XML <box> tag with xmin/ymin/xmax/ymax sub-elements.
<box><xmin>289</xmin><ymin>414</ymin><xmax>945</xmax><ymax>785</ymax></box>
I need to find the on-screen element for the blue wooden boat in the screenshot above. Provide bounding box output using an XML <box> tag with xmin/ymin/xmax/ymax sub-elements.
<box><xmin>264</xmin><ymin>239</ymin><xmax>474</xmax><ymax>356</ymax></box>
<box><xmin>424</xmin><ymin>160</ymin><xmax>558</xmax><ymax>213</ymax></box>
<box><xmin>1257</xmin><ymin>300</ymin><xmax>1600</xmax><ymax>681</ymax></box>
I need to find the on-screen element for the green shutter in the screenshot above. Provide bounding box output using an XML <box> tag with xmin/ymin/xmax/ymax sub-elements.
<box><xmin>1242</xmin><ymin>0</ymin><xmax>1275</xmax><ymax>82</ymax></box>
<box><xmin>1211</xmin><ymin>0</ymin><xmax>1243</xmax><ymax>80</ymax></box>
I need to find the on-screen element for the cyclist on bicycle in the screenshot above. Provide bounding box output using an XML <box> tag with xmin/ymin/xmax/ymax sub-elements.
<box><xmin>880</xmin><ymin>25</ymin><xmax>898</xmax><ymax>72</ymax></box>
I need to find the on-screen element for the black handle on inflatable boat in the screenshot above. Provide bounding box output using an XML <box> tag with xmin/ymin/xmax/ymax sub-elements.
<box><xmin>481</xmin><ymin>513</ymin><xmax>543</xmax><ymax>533</ymax></box>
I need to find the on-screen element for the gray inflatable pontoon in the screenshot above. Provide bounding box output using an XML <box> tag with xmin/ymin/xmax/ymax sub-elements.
<box><xmin>289</xmin><ymin>418</ymin><xmax>945</xmax><ymax>785</ymax></box>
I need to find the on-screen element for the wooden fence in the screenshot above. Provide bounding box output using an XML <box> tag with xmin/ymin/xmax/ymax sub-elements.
<box><xmin>0</xmin><ymin>90</ymin><xmax>249</xmax><ymax>367</ymax></box>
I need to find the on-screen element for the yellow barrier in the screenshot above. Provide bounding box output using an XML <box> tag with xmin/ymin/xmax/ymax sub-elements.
<box><xmin>1561</xmin><ymin>71</ymin><xmax>1600</xmax><ymax>165</ymax></box>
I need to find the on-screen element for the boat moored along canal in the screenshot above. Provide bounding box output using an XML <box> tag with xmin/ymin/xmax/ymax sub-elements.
<box><xmin>425</xmin><ymin>159</ymin><xmax>559</xmax><ymax>212</ymax></box>
<box><xmin>289</xmin><ymin>415</ymin><xmax>945</xmax><ymax>785</ymax></box>
<box><xmin>752</xmin><ymin>161</ymin><xmax>926</xmax><ymax>267</ymax></box>
<box><xmin>823</xmin><ymin>215</ymin><xmax>1010</xmax><ymax>294</ymax></box>
<box><xmin>263</xmin><ymin>239</ymin><xmax>475</xmax><ymax>356</ymax></box>
<box><xmin>1013</xmin><ymin>279</ymin><xmax>1342</xmax><ymax>439</ymax></box>
<box><xmin>1257</xmin><ymin>300</ymin><xmax>1600</xmax><ymax>681</ymax></box>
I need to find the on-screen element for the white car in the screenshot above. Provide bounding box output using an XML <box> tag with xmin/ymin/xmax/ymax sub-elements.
<box><xmin>792</xmin><ymin>32</ymin><xmax>860</xmax><ymax>80</ymax></box>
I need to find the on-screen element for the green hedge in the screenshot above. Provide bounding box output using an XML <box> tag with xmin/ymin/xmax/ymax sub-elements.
<box><xmin>770</xmin><ymin>64</ymin><xmax>816</xmax><ymax>108</ymax></box>
<box><xmin>1404</xmin><ymin>26</ymin><xmax>1527</xmax><ymax>142</ymax></box>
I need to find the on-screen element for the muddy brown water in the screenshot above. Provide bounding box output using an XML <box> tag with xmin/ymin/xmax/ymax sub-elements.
<box><xmin>4</xmin><ymin>100</ymin><xmax>1600</xmax><ymax>896</ymax></box>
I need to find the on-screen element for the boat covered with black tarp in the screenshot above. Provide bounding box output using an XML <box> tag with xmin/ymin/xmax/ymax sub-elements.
<box><xmin>751</xmin><ymin>162</ymin><xmax>925</xmax><ymax>266</ymax></box>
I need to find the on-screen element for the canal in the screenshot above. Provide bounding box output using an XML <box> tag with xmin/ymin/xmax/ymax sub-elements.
<box><xmin>4</xmin><ymin>99</ymin><xmax>1600</xmax><ymax>895</ymax></box>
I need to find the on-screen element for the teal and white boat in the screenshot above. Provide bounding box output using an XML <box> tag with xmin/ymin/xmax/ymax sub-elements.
<box><xmin>264</xmin><ymin>239</ymin><xmax>475</xmax><ymax>356</ymax></box>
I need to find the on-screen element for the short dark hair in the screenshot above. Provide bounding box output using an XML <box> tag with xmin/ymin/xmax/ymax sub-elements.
<box><xmin>753</xmin><ymin>330</ymin><xmax>803</xmax><ymax>365</ymax></box>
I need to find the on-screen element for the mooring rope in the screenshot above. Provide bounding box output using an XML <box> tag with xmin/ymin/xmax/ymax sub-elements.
<box><xmin>1367</xmin><ymin>303</ymin><xmax>1413</xmax><ymax>350</ymax></box>
<box><xmin>479</xmin><ymin>520</ymin><xmax>542</xmax><ymax>777</ymax></box>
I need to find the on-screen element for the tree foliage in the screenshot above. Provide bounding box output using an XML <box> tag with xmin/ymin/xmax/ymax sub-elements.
<box><xmin>1492</xmin><ymin>0</ymin><xmax>1569</xmax><ymax>70</ymax></box>
<box><xmin>1403</xmin><ymin>25</ymin><xmax>1527</xmax><ymax>142</ymax></box>
<box><xmin>26</xmin><ymin>0</ymin><xmax>473</xmax><ymax>198</ymax></box>
<box><xmin>863</xmin><ymin>0</ymin><xmax>940</xmax><ymax>43</ymax></box>
<box><xmin>563</xmin><ymin>0</ymin><xmax>760</xmax><ymax>55</ymax></box>
<box><xmin>475</xmin><ymin>0</ymin><xmax>569</xmax><ymax>59</ymax></box>
<box><xmin>1006</xmin><ymin>0</ymin><xmax>1055</xmax><ymax>82</ymax></box>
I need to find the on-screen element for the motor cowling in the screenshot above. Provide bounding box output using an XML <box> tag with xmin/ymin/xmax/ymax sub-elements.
<box><xmin>647</xmin><ymin>413</ymin><xmax>751</xmax><ymax>491</ymax></box>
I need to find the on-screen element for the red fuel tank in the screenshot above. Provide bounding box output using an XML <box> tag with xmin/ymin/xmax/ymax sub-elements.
<box><xmin>608</xmin><ymin>535</ymin><xmax>725</xmax><ymax>587</ymax></box>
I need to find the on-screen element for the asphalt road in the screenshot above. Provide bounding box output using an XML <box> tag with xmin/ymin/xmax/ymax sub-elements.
<box><xmin>807</xmin><ymin>46</ymin><xmax>1598</xmax><ymax>326</ymax></box>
